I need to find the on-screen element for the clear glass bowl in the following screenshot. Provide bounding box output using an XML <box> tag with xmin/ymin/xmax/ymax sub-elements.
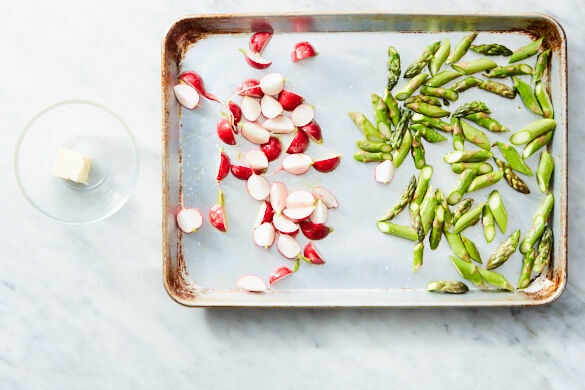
<box><xmin>15</xmin><ymin>100</ymin><xmax>139</xmax><ymax>224</ymax></box>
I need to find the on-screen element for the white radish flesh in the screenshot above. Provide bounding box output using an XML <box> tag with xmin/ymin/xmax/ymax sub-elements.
<box><xmin>245</xmin><ymin>150</ymin><xmax>269</xmax><ymax>171</ymax></box>
<box><xmin>173</xmin><ymin>84</ymin><xmax>200</xmax><ymax>109</ymax></box>
<box><xmin>236</xmin><ymin>275</ymin><xmax>268</xmax><ymax>292</ymax></box>
<box><xmin>312</xmin><ymin>186</ymin><xmax>339</xmax><ymax>208</ymax></box>
<box><xmin>253</xmin><ymin>222</ymin><xmax>276</xmax><ymax>248</ymax></box>
<box><xmin>254</xmin><ymin>201</ymin><xmax>273</xmax><ymax>228</ymax></box>
<box><xmin>176</xmin><ymin>208</ymin><xmax>203</xmax><ymax>233</ymax></box>
<box><xmin>375</xmin><ymin>160</ymin><xmax>395</xmax><ymax>184</ymax></box>
<box><xmin>241</xmin><ymin>96</ymin><xmax>262</xmax><ymax>121</ymax></box>
<box><xmin>272</xmin><ymin>214</ymin><xmax>299</xmax><ymax>234</ymax></box>
<box><xmin>242</xmin><ymin>122</ymin><xmax>270</xmax><ymax>144</ymax></box>
<box><xmin>247</xmin><ymin>174</ymin><xmax>270</xmax><ymax>200</ymax></box>
<box><xmin>291</xmin><ymin>104</ymin><xmax>314</xmax><ymax>127</ymax></box>
<box><xmin>260</xmin><ymin>95</ymin><xmax>283</xmax><ymax>119</ymax></box>
<box><xmin>282</xmin><ymin>153</ymin><xmax>313</xmax><ymax>175</ymax></box>
<box><xmin>262</xmin><ymin>116</ymin><xmax>296</xmax><ymax>134</ymax></box>
<box><xmin>282</xmin><ymin>206</ymin><xmax>315</xmax><ymax>221</ymax></box>
<box><xmin>276</xmin><ymin>234</ymin><xmax>301</xmax><ymax>259</ymax></box>
<box><xmin>285</xmin><ymin>190</ymin><xmax>315</xmax><ymax>209</ymax></box>
<box><xmin>270</xmin><ymin>182</ymin><xmax>288</xmax><ymax>213</ymax></box>
<box><xmin>260</xmin><ymin>73</ymin><xmax>285</xmax><ymax>95</ymax></box>
<box><xmin>310</xmin><ymin>200</ymin><xmax>328</xmax><ymax>224</ymax></box>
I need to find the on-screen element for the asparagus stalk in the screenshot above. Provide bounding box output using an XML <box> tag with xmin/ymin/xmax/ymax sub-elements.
<box><xmin>405</xmin><ymin>95</ymin><xmax>443</xmax><ymax>107</ymax></box>
<box><xmin>460</xmin><ymin>120</ymin><xmax>491</xmax><ymax>151</ymax></box>
<box><xmin>486</xmin><ymin>230</ymin><xmax>521</xmax><ymax>270</ymax></box>
<box><xmin>425</xmin><ymin>71</ymin><xmax>461</xmax><ymax>87</ymax></box>
<box><xmin>488</xmin><ymin>190</ymin><xmax>508</xmax><ymax>234</ymax></box>
<box><xmin>483</xmin><ymin>64</ymin><xmax>533</xmax><ymax>78</ymax></box>
<box><xmin>478</xmin><ymin>268</ymin><xmax>514</xmax><ymax>291</ymax></box>
<box><xmin>404</xmin><ymin>41</ymin><xmax>440</xmax><ymax>78</ymax></box>
<box><xmin>461</xmin><ymin>235</ymin><xmax>482</xmax><ymax>263</ymax></box>
<box><xmin>354</xmin><ymin>151</ymin><xmax>393</xmax><ymax>163</ymax></box>
<box><xmin>420</xmin><ymin>186</ymin><xmax>438</xmax><ymax>234</ymax></box>
<box><xmin>429</xmin><ymin>205</ymin><xmax>445</xmax><ymax>250</ymax></box>
<box><xmin>349</xmin><ymin>112</ymin><xmax>385</xmax><ymax>142</ymax></box>
<box><xmin>380</xmin><ymin>175</ymin><xmax>416</xmax><ymax>221</ymax></box>
<box><xmin>412</xmin><ymin>209</ymin><xmax>425</xmax><ymax>242</ymax></box>
<box><xmin>452</xmin><ymin>58</ymin><xmax>497</xmax><ymax>75</ymax></box>
<box><xmin>520</xmin><ymin>193</ymin><xmax>554</xmax><ymax>254</ymax></box>
<box><xmin>452</xmin><ymin>199</ymin><xmax>473</xmax><ymax>224</ymax></box>
<box><xmin>513</xmin><ymin>76</ymin><xmax>544</xmax><ymax>115</ymax></box>
<box><xmin>396</xmin><ymin>73</ymin><xmax>429</xmax><ymax>100</ymax></box>
<box><xmin>451</xmin><ymin>117</ymin><xmax>465</xmax><ymax>151</ymax></box>
<box><xmin>411</xmin><ymin>113</ymin><xmax>453</xmax><ymax>132</ymax></box>
<box><xmin>451</xmin><ymin>162</ymin><xmax>493</xmax><ymax>175</ymax></box>
<box><xmin>510</xmin><ymin>119</ymin><xmax>556</xmax><ymax>145</ymax></box>
<box><xmin>410</xmin><ymin>130</ymin><xmax>426</xmax><ymax>169</ymax></box>
<box><xmin>392</xmin><ymin>127</ymin><xmax>413</xmax><ymax>168</ymax></box>
<box><xmin>482</xmin><ymin>204</ymin><xmax>496</xmax><ymax>243</ymax></box>
<box><xmin>356</xmin><ymin>140</ymin><xmax>392</xmax><ymax>153</ymax></box>
<box><xmin>387</xmin><ymin>46</ymin><xmax>401</xmax><ymax>91</ymax></box>
<box><xmin>383</xmin><ymin>87</ymin><xmax>401</xmax><ymax>126</ymax></box>
<box><xmin>532</xmin><ymin>226</ymin><xmax>553</xmax><ymax>274</ymax></box>
<box><xmin>444</xmin><ymin>150</ymin><xmax>493</xmax><ymax>163</ymax></box>
<box><xmin>494</xmin><ymin>142</ymin><xmax>533</xmax><ymax>175</ymax></box>
<box><xmin>522</xmin><ymin>130</ymin><xmax>553</xmax><ymax>159</ymax></box>
<box><xmin>410</xmin><ymin>124</ymin><xmax>447</xmax><ymax>143</ymax></box>
<box><xmin>426</xmin><ymin>280</ymin><xmax>469</xmax><ymax>294</ymax></box>
<box><xmin>452</xmin><ymin>101</ymin><xmax>490</xmax><ymax>118</ymax></box>
<box><xmin>447</xmin><ymin>169</ymin><xmax>476</xmax><ymax>205</ymax></box>
<box><xmin>537</xmin><ymin>151</ymin><xmax>554</xmax><ymax>193</ymax></box>
<box><xmin>535</xmin><ymin>81</ymin><xmax>554</xmax><ymax>119</ymax></box>
<box><xmin>453</xmin><ymin>203</ymin><xmax>484</xmax><ymax>234</ymax></box>
<box><xmin>390</xmin><ymin>108</ymin><xmax>411</xmax><ymax>149</ymax></box>
<box><xmin>532</xmin><ymin>49</ymin><xmax>550</xmax><ymax>84</ymax></box>
<box><xmin>411</xmin><ymin>165</ymin><xmax>434</xmax><ymax>206</ymax></box>
<box><xmin>371</xmin><ymin>93</ymin><xmax>392</xmax><ymax>139</ymax></box>
<box><xmin>445</xmin><ymin>233</ymin><xmax>471</xmax><ymax>262</ymax></box>
<box><xmin>413</xmin><ymin>241</ymin><xmax>424</xmax><ymax>272</ymax></box>
<box><xmin>450</xmin><ymin>255</ymin><xmax>485</xmax><ymax>287</ymax></box>
<box><xmin>419</xmin><ymin>86</ymin><xmax>459</xmax><ymax>101</ymax></box>
<box><xmin>450</xmin><ymin>76</ymin><xmax>483</xmax><ymax>92</ymax></box>
<box><xmin>465</xmin><ymin>112</ymin><xmax>509</xmax><ymax>132</ymax></box>
<box><xmin>429</xmin><ymin>39</ymin><xmax>450</xmax><ymax>76</ymax></box>
<box><xmin>470</xmin><ymin>44</ymin><xmax>513</xmax><ymax>56</ymax></box>
<box><xmin>509</xmin><ymin>37</ymin><xmax>543</xmax><ymax>63</ymax></box>
<box><xmin>495</xmin><ymin>157</ymin><xmax>531</xmax><ymax>194</ymax></box>
<box><xmin>518</xmin><ymin>247</ymin><xmax>536</xmax><ymax>289</ymax></box>
<box><xmin>479</xmin><ymin>80</ymin><xmax>516</xmax><ymax>99</ymax></box>
<box><xmin>436</xmin><ymin>189</ymin><xmax>453</xmax><ymax>231</ymax></box>
<box><xmin>377</xmin><ymin>221</ymin><xmax>419</xmax><ymax>241</ymax></box>
<box><xmin>447</xmin><ymin>33</ymin><xmax>477</xmax><ymax>64</ymax></box>
<box><xmin>405</xmin><ymin>101</ymin><xmax>450</xmax><ymax>118</ymax></box>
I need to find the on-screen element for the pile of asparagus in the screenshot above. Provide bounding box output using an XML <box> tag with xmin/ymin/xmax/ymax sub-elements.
<box><xmin>350</xmin><ymin>33</ymin><xmax>556</xmax><ymax>294</ymax></box>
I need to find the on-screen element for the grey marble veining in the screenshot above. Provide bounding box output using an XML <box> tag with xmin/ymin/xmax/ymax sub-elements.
<box><xmin>1</xmin><ymin>0</ymin><xmax>584</xmax><ymax>388</ymax></box>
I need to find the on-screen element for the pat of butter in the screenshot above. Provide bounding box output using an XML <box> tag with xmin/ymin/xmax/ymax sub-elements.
<box><xmin>51</xmin><ymin>147</ymin><xmax>92</xmax><ymax>184</ymax></box>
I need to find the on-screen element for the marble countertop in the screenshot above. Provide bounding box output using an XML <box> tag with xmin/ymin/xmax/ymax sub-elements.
<box><xmin>1</xmin><ymin>0</ymin><xmax>583</xmax><ymax>388</ymax></box>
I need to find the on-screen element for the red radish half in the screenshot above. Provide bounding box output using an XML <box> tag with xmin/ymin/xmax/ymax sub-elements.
<box><xmin>231</xmin><ymin>164</ymin><xmax>253</xmax><ymax>180</ymax></box>
<box><xmin>237</xmin><ymin>79</ymin><xmax>263</xmax><ymax>98</ymax></box>
<box><xmin>270</xmin><ymin>182</ymin><xmax>288</xmax><ymax>213</ymax></box>
<box><xmin>291</xmin><ymin>104</ymin><xmax>314</xmax><ymax>127</ymax></box>
<box><xmin>254</xmin><ymin>222</ymin><xmax>276</xmax><ymax>248</ymax></box>
<box><xmin>177</xmin><ymin>208</ymin><xmax>203</xmax><ymax>233</ymax></box>
<box><xmin>260</xmin><ymin>95</ymin><xmax>283</xmax><ymax>119</ymax></box>
<box><xmin>216</xmin><ymin>150</ymin><xmax>230</xmax><ymax>182</ymax></box>
<box><xmin>260</xmin><ymin>137</ymin><xmax>282</xmax><ymax>162</ymax></box>
<box><xmin>237</xmin><ymin>274</ymin><xmax>267</xmax><ymax>292</ymax></box>
<box><xmin>277</xmin><ymin>234</ymin><xmax>301</xmax><ymax>259</ymax></box>
<box><xmin>228</xmin><ymin>101</ymin><xmax>242</xmax><ymax>125</ymax></box>
<box><xmin>242</xmin><ymin>122</ymin><xmax>270</xmax><ymax>145</ymax></box>
<box><xmin>304</xmin><ymin>242</ymin><xmax>325</xmax><ymax>264</ymax></box>
<box><xmin>283</xmin><ymin>206</ymin><xmax>315</xmax><ymax>222</ymax></box>
<box><xmin>312</xmin><ymin>186</ymin><xmax>339</xmax><ymax>208</ymax></box>
<box><xmin>278</xmin><ymin>90</ymin><xmax>304</xmax><ymax>111</ymax></box>
<box><xmin>254</xmin><ymin>201</ymin><xmax>273</xmax><ymax>228</ymax></box>
<box><xmin>179</xmin><ymin>71</ymin><xmax>221</xmax><ymax>102</ymax></box>
<box><xmin>209</xmin><ymin>188</ymin><xmax>227</xmax><ymax>232</ymax></box>
<box><xmin>260</xmin><ymin>73</ymin><xmax>285</xmax><ymax>95</ymax></box>
<box><xmin>286</xmin><ymin>130</ymin><xmax>310</xmax><ymax>154</ymax></box>
<box><xmin>374</xmin><ymin>160</ymin><xmax>395</xmax><ymax>184</ymax></box>
<box><xmin>282</xmin><ymin>154</ymin><xmax>313</xmax><ymax>175</ymax></box>
<box><xmin>313</xmin><ymin>155</ymin><xmax>341</xmax><ymax>173</ymax></box>
<box><xmin>300</xmin><ymin>121</ymin><xmax>322</xmax><ymax>144</ymax></box>
<box><xmin>262</xmin><ymin>116</ymin><xmax>295</xmax><ymax>134</ymax></box>
<box><xmin>291</xmin><ymin>41</ymin><xmax>318</xmax><ymax>62</ymax></box>
<box><xmin>216</xmin><ymin>118</ymin><xmax>236</xmax><ymax>145</ymax></box>
<box><xmin>299</xmin><ymin>220</ymin><xmax>332</xmax><ymax>240</ymax></box>
<box><xmin>285</xmin><ymin>190</ymin><xmax>315</xmax><ymax>209</ymax></box>
<box><xmin>245</xmin><ymin>149</ymin><xmax>269</xmax><ymax>172</ymax></box>
<box><xmin>247</xmin><ymin>174</ymin><xmax>270</xmax><ymax>200</ymax></box>
<box><xmin>272</xmin><ymin>214</ymin><xmax>299</xmax><ymax>234</ymax></box>
<box><xmin>249</xmin><ymin>32</ymin><xmax>273</xmax><ymax>54</ymax></box>
<box><xmin>173</xmin><ymin>84</ymin><xmax>200</xmax><ymax>109</ymax></box>
<box><xmin>310</xmin><ymin>200</ymin><xmax>328</xmax><ymax>224</ymax></box>
<box><xmin>269</xmin><ymin>266</ymin><xmax>293</xmax><ymax>285</ymax></box>
<box><xmin>241</xmin><ymin>96</ymin><xmax>262</xmax><ymax>122</ymax></box>
<box><xmin>239</xmin><ymin>49</ymin><xmax>272</xmax><ymax>69</ymax></box>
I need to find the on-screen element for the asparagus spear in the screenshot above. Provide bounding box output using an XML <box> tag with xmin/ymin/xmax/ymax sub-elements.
<box><xmin>532</xmin><ymin>226</ymin><xmax>553</xmax><ymax>274</ymax></box>
<box><xmin>387</xmin><ymin>46</ymin><xmax>401</xmax><ymax>91</ymax></box>
<box><xmin>488</xmin><ymin>190</ymin><xmax>508</xmax><ymax>234</ymax></box>
<box><xmin>465</xmin><ymin>112</ymin><xmax>510</xmax><ymax>132</ymax></box>
<box><xmin>396</xmin><ymin>73</ymin><xmax>429</xmax><ymax>100</ymax></box>
<box><xmin>470</xmin><ymin>44</ymin><xmax>513</xmax><ymax>56</ymax></box>
<box><xmin>405</xmin><ymin>102</ymin><xmax>450</xmax><ymax>118</ymax></box>
<box><xmin>478</xmin><ymin>268</ymin><xmax>514</xmax><ymax>291</ymax></box>
<box><xmin>478</xmin><ymin>80</ymin><xmax>516</xmax><ymax>99</ymax></box>
<box><xmin>450</xmin><ymin>76</ymin><xmax>483</xmax><ymax>92</ymax></box>
<box><xmin>380</xmin><ymin>175</ymin><xmax>416</xmax><ymax>221</ymax></box>
<box><xmin>522</xmin><ymin>131</ymin><xmax>553</xmax><ymax>159</ymax></box>
<box><xmin>411</xmin><ymin>113</ymin><xmax>453</xmax><ymax>132</ymax></box>
<box><xmin>410</xmin><ymin>124</ymin><xmax>447</xmax><ymax>143</ymax></box>
<box><xmin>349</xmin><ymin>112</ymin><xmax>385</xmax><ymax>142</ymax></box>
<box><xmin>510</xmin><ymin>119</ymin><xmax>556</xmax><ymax>145</ymax></box>
<box><xmin>447</xmin><ymin>33</ymin><xmax>477</xmax><ymax>64</ymax></box>
<box><xmin>520</xmin><ymin>193</ymin><xmax>554</xmax><ymax>254</ymax></box>
<box><xmin>377</xmin><ymin>221</ymin><xmax>419</xmax><ymax>241</ymax></box>
<box><xmin>425</xmin><ymin>71</ymin><xmax>461</xmax><ymax>87</ymax></box>
<box><xmin>453</xmin><ymin>203</ymin><xmax>484</xmax><ymax>234</ymax></box>
<box><xmin>452</xmin><ymin>101</ymin><xmax>490</xmax><ymax>118</ymax></box>
<box><xmin>371</xmin><ymin>93</ymin><xmax>392</xmax><ymax>139</ymax></box>
<box><xmin>452</xmin><ymin>58</ymin><xmax>497</xmax><ymax>75</ymax></box>
<box><xmin>444</xmin><ymin>150</ymin><xmax>493</xmax><ymax>163</ymax></box>
<box><xmin>451</xmin><ymin>162</ymin><xmax>493</xmax><ymax>175</ymax></box>
<box><xmin>410</xmin><ymin>130</ymin><xmax>426</xmax><ymax>169</ymax></box>
<box><xmin>413</xmin><ymin>241</ymin><xmax>424</xmax><ymax>272</ymax></box>
<box><xmin>390</xmin><ymin>108</ymin><xmax>411</xmax><ymax>149</ymax></box>
<box><xmin>356</xmin><ymin>140</ymin><xmax>392</xmax><ymax>153</ymax></box>
<box><xmin>468</xmin><ymin>170</ymin><xmax>504</xmax><ymax>194</ymax></box>
<box><xmin>460</xmin><ymin>120</ymin><xmax>491</xmax><ymax>151</ymax></box>
<box><xmin>420</xmin><ymin>186</ymin><xmax>438</xmax><ymax>234</ymax></box>
<box><xmin>532</xmin><ymin>49</ymin><xmax>550</xmax><ymax>84</ymax></box>
<box><xmin>405</xmin><ymin>95</ymin><xmax>442</xmax><ymax>107</ymax></box>
<box><xmin>509</xmin><ymin>37</ymin><xmax>543</xmax><ymax>63</ymax></box>
<box><xmin>461</xmin><ymin>235</ymin><xmax>482</xmax><ymax>263</ymax></box>
<box><xmin>429</xmin><ymin>39</ymin><xmax>450</xmax><ymax>76</ymax></box>
<box><xmin>451</xmin><ymin>117</ymin><xmax>464</xmax><ymax>151</ymax></box>
<box><xmin>483</xmin><ymin>64</ymin><xmax>533</xmax><ymax>78</ymax></box>
<box><xmin>436</xmin><ymin>189</ymin><xmax>453</xmax><ymax>231</ymax></box>
<box><xmin>429</xmin><ymin>205</ymin><xmax>445</xmax><ymax>250</ymax></box>
<box><xmin>447</xmin><ymin>169</ymin><xmax>476</xmax><ymax>205</ymax></box>
<box><xmin>494</xmin><ymin>141</ymin><xmax>533</xmax><ymax>175</ymax></box>
<box><xmin>392</xmin><ymin>127</ymin><xmax>413</xmax><ymax>168</ymax></box>
<box><xmin>452</xmin><ymin>199</ymin><xmax>474</xmax><ymax>224</ymax></box>
<box><xmin>537</xmin><ymin>151</ymin><xmax>554</xmax><ymax>193</ymax></box>
<box><xmin>450</xmin><ymin>255</ymin><xmax>485</xmax><ymax>286</ymax></box>
<box><xmin>354</xmin><ymin>151</ymin><xmax>393</xmax><ymax>162</ymax></box>
<box><xmin>404</xmin><ymin>41</ymin><xmax>440</xmax><ymax>78</ymax></box>
<box><xmin>486</xmin><ymin>230</ymin><xmax>521</xmax><ymax>270</ymax></box>
<box><xmin>413</xmin><ymin>209</ymin><xmax>425</xmax><ymax>242</ymax></box>
<box><xmin>535</xmin><ymin>81</ymin><xmax>554</xmax><ymax>119</ymax></box>
<box><xmin>419</xmin><ymin>86</ymin><xmax>459</xmax><ymax>102</ymax></box>
<box><xmin>445</xmin><ymin>233</ymin><xmax>471</xmax><ymax>262</ymax></box>
<box><xmin>383</xmin><ymin>87</ymin><xmax>401</xmax><ymax>126</ymax></box>
<box><xmin>513</xmin><ymin>76</ymin><xmax>544</xmax><ymax>115</ymax></box>
<box><xmin>482</xmin><ymin>204</ymin><xmax>496</xmax><ymax>243</ymax></box>
<box><xmin>426</xmin><ymin>280</ymin><xmax>469</xmax><ymax>294</ymax></box>
<box><xmin>411</xmin><ymin>165</ymin><xmax>433</xmax><ymax>206</ymax></box>
<box><xmin>518</xmin><ymin>247</ymin><xmax>536</xmax><ymax>289</ymax></box>
<box><xmin>495</xmin><ymin>157</ymin><xmax>531</xmax><ymax>194</ymax></box>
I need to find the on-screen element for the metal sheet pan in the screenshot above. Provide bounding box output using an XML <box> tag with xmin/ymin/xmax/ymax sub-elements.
<box><xmin>161</xmin><ymin>12</ymin><xmax>567</xmax><ymax>307</ymax></box>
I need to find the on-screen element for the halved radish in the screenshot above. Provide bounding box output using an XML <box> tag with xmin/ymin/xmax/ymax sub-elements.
<box><xmin>278</xmin><ymin>90</ymin><xmax>304</xmax><ymax>111</ymax></box>
<box><xmin>291</xmin><ymin>41</ymin><xmax>318</xmax><ymax>62</ymax></box>
<box><xmin>236</xmin><ymin>274</ymin><xmax>267</xmax><ymax>292</ymax></box>
<box><xmin>304</xmin><ymin>242</ymin><xmax>325</xmax><ymax>264</ymax></box>
<box><xmin>299</xmin><ymin>220</ymin><xmax>332</xmax><ymax>240</ymax></box>
<box><xmin>312</xmin><ymin>186</ymin><xmax>339</xmax><ymax>208</ymax></box>
<box><xmin>228</xmin><ymin>101</ymin><xmax>242</xmax><ymax>125</ymax></box>
<box><xmin>283</xmin><ymin>206</ymin><xmax>315</xmax><ymax>222</ymax></box>
<box><xmin>245</xmin><ymin>149</ymin><xmax>269</xmax><ymax>172</ymax></box>
<box><xmin>209</xmin><ymin>188</ymin><xmax>227</xmax><ymax>232</ymax></box>
<box><xmin>241</xmin><ymin>96</ymin><xmax>262</xmax><ymax>122</ymax></box>
<box><xmin>285</xmin><ymin>190</ymin><xmax>315</xmax><ymax>209</ymax></box>
<box><xmin>277</xmin><ymin>234</ymin><xmax>301</xmax><ymax>259</ymax></box>
<box><xmin>260</xmin><ymin>73</ymin><xmax>285</xmax><ymax>95</ymax></box>
<box><xmin>260</xmin><ymin>137</ymin><xmax>282</xmax><ymax>162</ymax></box>
<box><xmin>216</xmin><ymin>118</ymin><xmax>236</xmax><ymax>145</ymax></box>
<box><xmin>269</xmin><ymin>266</ymin><xmax>293</xmax><ymax>285</ymax></box>
<box><xmin>260</xmin><ymin>95</ymin><xmax>283</xmax><ymax>119</ymax></box>
<box><xmin>247</xmin><ymin>174</ymin><xmax>270</xmax><ymax>200</ymax></box>
<box><xmin>254</xmin><ymin>222</ymin><xmax>276</xmax><ymax>248</ymax></box>
<box><xmin>249</xmin><ymin>32</ymin><xmax>273</xmax><ymax>54</ymax></box>
<box><xmin>300</xmin><ymin>121</ymin><xmax>322</xmax><ymax>144</ymax></box>
<box><xmin>179</xmin><ymin>71</ymin><xmax>221</xmax><ymax>102</ymax></box>
<box><xmin>231</xmin><ymin>164</ymin><xmax>253</xmax><ymax>180</ymax></box>
<box><xmin>309</xmin><ymin>200</ymin><xmax>328</xmax><ymax>224</ymax></box>
<box><xmin>254</xmin><ymin>201</ymin><xmax>273</xmax><ymax>228</ymax></box>
<box><xmin>173</xmin><ymin>84</ymin><xmax>200</xmax><ymax>109</ymax></box>
<box><xmin>216</xmin><ymin>150</ymin><xmax>230</xmax><ymax>182</ymax></box>
<box><xmin>286</xmin><ymin>130</ymin><xmax>310</xmax><ymax>154</ymax></box>
<box><xmin>374</xmin><ymin>160</ymin><xmax>395</xmax><ymax>184</ymax></box>
<box><xmin>272</xmin><ymin>214</ymin><xmax>299</xmax><ymax>234</ymax></box>
<box><xmin>242</xmin><ymin>122</ymin><xmax>270</xmax><ymax>144</ymax></box>
<box><xmin>262</xmin><ymin>116</ymin><xmax>295</xmax><ymax>134</ymax></box>
<box><xmin>237</xmin><ymin>79</ymin><xmax>263</xmax><ymax>98</ymax></box>
<box><xmin>270</xmin><ymin>182</ymin><xmax>288</xmax><ymax>214</ymax></box>
<box><xmin>239</xmin><ymin>49</ymin><xmax>272</xmax><ymax>69</ymax></box>
<box><xmin>313</xmin><ymin>154</ymin><xmax>341</xmax><ymax>173</ymax></box>
<box><xmin>282</xmin><ymin>154</ymin><xmax>313</xmax><ymax>175</ymax></box>
<box><xmin>177</xmin><ymin>208</ymin><xmax>203</xmax><ymax>233</ymax></box>
<box><xmin>291</xmin><ymin>104</ymin><xmax>314</xmax><ymax>127</ymax></box>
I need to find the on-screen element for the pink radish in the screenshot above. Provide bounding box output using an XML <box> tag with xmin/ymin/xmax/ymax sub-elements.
<box><xmin>282</xmin><ymin>153</ymin><xmax>313</xmax><ymax>175</ymax></box>
<box><xmin>272</xmin><ymin>214</ymin><xmax>299</xmax><ymax>234</ymax></box>
<box><xmin>286</xmin><ymin>131</ymin><xmax>310</xmax><ymax>154</ymax></box>
<box><xmin>268</xmin><ymin>266</ymin><xmax>293</xmax><ymax>286</ymax></box>
<box><xmin>239</xmin><ymin>49</ymin><xmax>272</xmax><ymax>69</ymax></box>
<box><xmin>313</xmin><ymin>154</ymin><xmax>341</xmax><ymax>173</ymax></box>
<box><xmin>209</xmin><ymin>188</ymin><xmax>227</xmax><ymax>232</ymax></box>
<box><xmin>245</xmin><ymin>149</ymin><xmax>269</xmax><ymax>172</ymax></box>
<box><xmin>374</xmin><ymin>160</ymin><xmax>395</xmax><ymax>184</ymax></box>
<box><xmin>278</xmin><ymin>90</ymin><xmax>304</xmax><ymax>111</ymax></box>
<box><xmin>312</xmin><ymin>186</ymin><xmax>339</xmax><ymax>208</ymax></box>
<box><xmin>291</xmin><ymin>104</ymin><xmax>314</xmax><ymax>127</ymax></box>
<box><xmin>299</xmin><ymin>220</ymin><xmax>332</xmax><ymax>240</ymax></box>
<box><xmin>309</xmin><ymin>200</ymin><xmax>328</xmax><ymax>224</ymax></box>
<box><xmin>283</xmin><ymin>207</ymin><xmax>315</xmax><ymax>222</ymax></box>
<box><xmin>260</xmin><ymin>95</ymin><xmax>283</xmax><ymax>119</ymax></box>
<box><xmin>228</xmin><ymin>101</ymin><xmax>242</xmax><ymax>125</ymax></box>
<box><xmin>254</xmin><ymin>201</ymin><xmax>273</xmax><ymax>228</ymax></box>
<box><xmin>291</xmin><ymin>41</ymin><xmax>318</xmax><ymax>62</ymax></box>
<box><xmin>285</xmin><ymin>190</ymin><xmax>315</xmax><ymax>209</ymax></box>
<box><xmin>304</xmin><ymin>242</ymin><xmax>325</xmax><ymax>264</ymax></box>
<box><xmin>260</xmin><ymin>73</ymin><xmax>285</xmax><ymax>95</ymax></box>
<box><xmin>300</xmin><ymin>121</ymin><xmax>322</xmax><ymax>144</ymax></box>
<box><xmin>260</xmin><ymin>137</ymin><xmax>282</xmax><ymax>162</ymax></box>
<box><xmin>231</xmin><ymin>164</ymin><xmax>253</xmax><ymax>180</ymax></box>
<box><xmin>247</xmin><ymin>174</ymin><xmax>270</xmax><ymax>200</ymax></box>
<box><xmin>216</xmin><ymin>149</ymin><xmax>230</xmax><ymax>182</ymax></box>
<box><xmin>254</xmin><ymin>222</ymin><xmax>276</xmax><ymax>248</ymax></box>
<box><xmin>179</xmin><ymin>71</ymin><xmax>221</xmax><ymax>102</ymax></box>
<box><xmin>241</xmin><ymin>96</ymin><xmax>262</xmax><ymax>122</ymax></box>
<box><xmin>216</xmin><ymin>118</ymin><xmax>236</xmax><ymax>145</ymax></box>
<box><xmin>173</xmin><ymin>84</ymin><xmax>200</xmax><ymax>109</ymax></box>
<box><xmin>176</xmin><ymin>208</ymin><xmax>203</xmax><ymax>233</ymax></box>
<box><xmin>276</xmin><ymin>234</ymin><xmax>301</xmax><ymax>259</ymax></box>
<box><xmin>237</xmin><ymin>79</ymin><xmax>263</xmax><ymax>98</ymax></box>
<box><xmin>270</xmin><ymin>182</ymin><xmax>288</xmax><ymax>214</ymax></box>
<box><xmin>236</xmin><ymin>274</ymin><xmax>267</xmax><ymax>292</ymax></box>
<box><xmin>262</xmin><ymin>116</ymin><xmax>295</xmax><ymax>134</ymax></box>
<box><xmin>249</xmin><ymin>32</ymin><xmax>273</xmax><ymax>54</ymax></box>
<box><xmin>242</xmin><ymin>122</ymin><xmax>270</xmax><ymax>144</ymax></box>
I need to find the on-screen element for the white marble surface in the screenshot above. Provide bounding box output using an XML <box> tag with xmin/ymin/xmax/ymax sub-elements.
<box><xmin>1</xmin><ymin>0</ymin><xmax>583</xmax><ymax>388</ymax></box>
